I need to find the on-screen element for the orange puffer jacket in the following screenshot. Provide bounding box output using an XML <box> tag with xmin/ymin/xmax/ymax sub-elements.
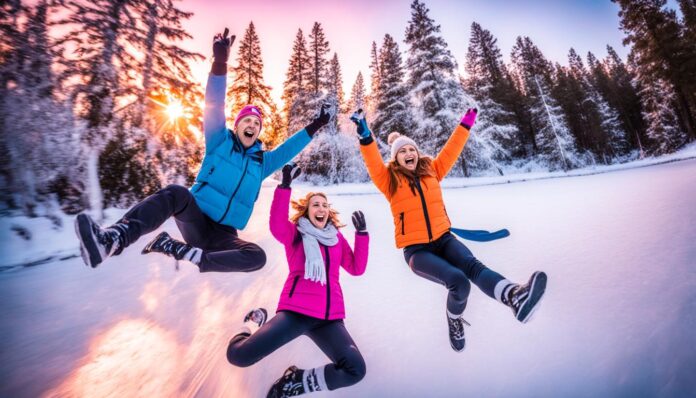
<box><xmin>359</xmin><ymin>124</ymin><xmax>470</xmax><ymax>248</ymax></box>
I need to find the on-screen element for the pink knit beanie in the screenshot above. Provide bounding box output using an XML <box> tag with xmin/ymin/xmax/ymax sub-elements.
<box><xmin>234</xmin><ymin>105</ymin><xmax>263</xmax><ymax>130</ymax></box>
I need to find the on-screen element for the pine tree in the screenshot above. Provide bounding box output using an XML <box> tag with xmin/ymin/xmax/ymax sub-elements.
<box><xmin>2</xmin><ymin>1</ymin><xmax>80</xmax><ymax>216</ymax></box>
<box><xmin>327</xmin><ymin>52</ymin><xmax>345</xmax><ymax>112</ymax></box>
<box><xmin>567</xmin><ymin>49</ymin><xmax>628</xmax><ymax>162</ymax></box>
<box><xmin>346</xmin><ymin>72</ymin><xmax>367</xmax><ymax>113</ymax></box>
<box><xmin>613</xmin><ymin>0</ymin><xmax>695</xmax><ymax>146</ymax></box>
<box><xmin>639</xmin><ymin>72</ymin><xmax>685</xmax><ymax>153</ymax></box>
<box><xmin>587</xmin><ymin>46</ymin><xmax>645</xmax><ymax>157</ymax></box>
<box><xmin>307</xmin><ymin>22</ymin><xmax>330</xmax><ymax>95</ymax></box>
<box><xmin>99</xmin><ymin>122</ymin><xmax>160</xmax><ymax>207</ymax></box>
<box><xmin>227</xmin><ymin>21</ymin><xmax>281</xmax><ymax>150</ymax></box>
<box><xmin>0</xmin><ymin>0</ymin><xmax>22</xmax><ymax>210</ymax></box>
<box><xmin>367</xmin><ymin>41</ymin><xmax>381</xmax><ymax>115</ymax></box>
<box><xmin>133</xmin><ymin>0</ymin><xmax>203</xmax><ymax>128</ymax></box>
<box><xmin>511</xmin><ymin>36</ymin><xmax>581</xmax><ymax>170</ymax></box>
<box><xmin>229</xmin><ymin>22</ymin><xmax>272</xmax><ymax>115</ymax></box>
<box><xmin>282</xmin><ymin>28</ymin><xmax>311</xmax><ymax>134</ymax></box>
<box><xmin>129</xmin><ymin>0</ymin><xmax>204</xmax><ymax>192</ymax></box>
<box><xmin>463</xmin><ymin>22</ymin><xmax>524</xmax><ymax>163</ymax></box>
<box><xmin>598</xmin><ymin>46</ymin><xmax>647</xmax><ymax>155</ymax></box>
<box><xmin>371</xmin><ymin>34</ymin><xmax>416</xmax><ymax>143</ymax></box>
<box><xmin>60</xmin><ymin>0</ymin><xmax>146</xmax><ymax>218</ymax></box>
<box><xmin>300</xmin><ymin>22</ymin><xmax>332</xmax><ymax>132</ymax></box>
<box><xmin>404</xmin><ymin>0</ymin><xmax>467</xmax><ymax>159</ymax></box>
<box><xmin>324</xmin><ymin>52</ymin><xmax>346</xmax><ymax>141</ymax></box>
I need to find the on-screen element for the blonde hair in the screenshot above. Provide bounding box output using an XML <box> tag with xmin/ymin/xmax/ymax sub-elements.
<box><xmin>290</xmin><ymin>192</ymin><xmax>346</xmax><ymax>228</ymax></box>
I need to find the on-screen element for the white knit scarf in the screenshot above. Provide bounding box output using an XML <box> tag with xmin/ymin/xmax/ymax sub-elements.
<box><xmin>297</xmin><ymin>217</ymin><xmax>338</xmax><ymax>285</ymax></box>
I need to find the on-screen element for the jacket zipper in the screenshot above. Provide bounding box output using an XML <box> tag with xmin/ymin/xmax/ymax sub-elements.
<box><xmin>217</xmin><ymin>158</ymin><xmax>249</xmax><ymax>223</ymax></box>
<box><xmin>288</xmin><ymin>275</ymin><xmax>299</xmax><ymax>297</ymax></box>
<box><xmin>400</xmin><ymin>212</ymin><xmax>405</xmax><ymax>235</ymax></box>
<box><xmin>323</xmin><ymin>245</ymin><xmax>331</xmax><ymax>320</ymax></box>
<box><xmin>414</xmin><ymin>177</ymin><xmax>433</xmax><ymax>241</ymax></box>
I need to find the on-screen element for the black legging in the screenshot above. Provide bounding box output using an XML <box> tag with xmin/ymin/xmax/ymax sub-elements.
<box><xmin>114</xmin><ymin>184</ymin><xmax>266</xmax><ymax>272</ymax></box>
<box><xmin>227</xmin><ymin>311</ymin><xmax>366</xmax><ymax>391</ymax></box>
<box><xmin>404</xmin><ymin>232</ymin><xmax>506</xmax><ymax>315</ymax></box>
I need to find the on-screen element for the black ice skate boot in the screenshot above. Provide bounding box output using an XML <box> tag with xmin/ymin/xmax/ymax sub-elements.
<box><xmin>447</xmin><ymin>310</ymin><xmax>471</xmax><ymax>352</ymax></box>
<box><xmin>74</xmin><ymin>213</ymin><xmax>125</xmax><ymax>268</ymax></box>
<box><xmin>503</xmin><ymin>271</ymin><xmax>547</xmax><ymax>323</ymax></box>
<box><xmin>141</xmin><ymin>231</ymin><xmax>192</xmax><ymax>260</ymax></box>
<box><xmin>267</xmin><ymin>366</ymin><xmax>307</xmax><ymax>398</ymax></box>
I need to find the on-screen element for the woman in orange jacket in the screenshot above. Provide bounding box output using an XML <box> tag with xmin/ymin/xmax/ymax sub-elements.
<box><xmin>351</xmin><ymin>108</ymin><xmax>547</xmax><ymax>352</ymax></box>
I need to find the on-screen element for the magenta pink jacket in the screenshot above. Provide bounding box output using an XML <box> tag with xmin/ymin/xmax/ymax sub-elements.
<box><xmin>270</xmin><ymin>186</ymin><xmax>369</xmax><ymax>320</ymax></box>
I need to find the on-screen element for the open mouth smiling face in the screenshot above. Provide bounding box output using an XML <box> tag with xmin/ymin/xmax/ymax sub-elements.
<box><xmin>308</xmin><ymin>195</ymin><xmax>330</xmax><ymax>229</ymax></box>
<box><xmin>236</xmin><ymin>116</ymin><xmax>261</xmax><ymax>147</ymax></box>
<box><xmin>397</xmin><ymin>145</ymin><xmax>419</xmax><ymax>171</ymax></box>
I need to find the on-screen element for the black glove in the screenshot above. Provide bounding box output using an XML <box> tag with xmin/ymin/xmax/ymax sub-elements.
<box><xmin>304</xmin><ymin>103</ymin><xmax>332</xmax><ymax>136</ymax></box>
<box><xmin>279</xmin><ymin>163</ymin><xmax>301</xmax><ymax>188</ymax></box>
<box><xmin>211</xmin><ymin>28</ymin><xmax>235</xmax><ymax>75</ymax></box>
<box><xmin>352</xmin><ymin>210</ymin><xmax>367</xmax><ymax>233</ymax></box>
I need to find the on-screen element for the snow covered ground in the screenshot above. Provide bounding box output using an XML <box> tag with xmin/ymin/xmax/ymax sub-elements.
<box><xmin>1</xmin><ymin>158</ymin><xmax>695</xmax><ymax>397</ymax></box>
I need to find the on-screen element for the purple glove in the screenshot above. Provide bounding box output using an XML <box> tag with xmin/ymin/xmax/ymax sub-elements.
<box><xmin>211</xmin><ymin>28</ymin><xmax>235</xmax><ymax>75</ymax></box>
<box><xmin>460</xmin><ymin>108</ymin><xmax>478</xmax><ymax>129</ymax></box>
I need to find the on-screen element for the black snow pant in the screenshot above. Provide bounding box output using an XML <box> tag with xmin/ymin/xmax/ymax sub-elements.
<box><xmin>112</xmin><ymin>184</ymin><xmax>266</xmax><ymax>272</ymax></box>
<box><xmin>403</xmin><ymin>232</ymin><xmax>505</xmax><ymax>315</ymax></box>
<box><xmin>226</xmin><ymin>310</ymin><xmax>366</xmax><ymax>391</ymax></box>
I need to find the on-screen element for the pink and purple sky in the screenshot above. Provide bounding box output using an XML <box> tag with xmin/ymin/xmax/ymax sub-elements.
<box><xmin>178</xmin><ymin>0</ymin><xmax>679</xmax><ymax>105</ymax></box>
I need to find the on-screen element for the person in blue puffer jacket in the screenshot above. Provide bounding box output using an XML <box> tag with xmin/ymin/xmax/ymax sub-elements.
<box><xmin>74</xmin><ymin>28</ymin><xmax>330</xmax><ymax>272</ymax></box>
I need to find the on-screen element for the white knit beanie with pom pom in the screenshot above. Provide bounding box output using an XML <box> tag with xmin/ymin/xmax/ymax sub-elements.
<box><xmin>388</xmin><ymin>132</ymin><xmax>419</xmax><ymax>160</ymax></box>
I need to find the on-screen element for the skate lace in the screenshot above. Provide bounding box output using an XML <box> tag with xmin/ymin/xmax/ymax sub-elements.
<box><xmin>94</xmin><ymin>224</ymin><xmax>118</xmax><ymax>255</ymax></box>
<box><xmin>159</xmin><ymin>237</ymin><xmax>188</xmax><ymax>259</ymax></box>
<box><xmin>280</xmin><ymin>368</ymin><xmax>304</xmax><ymax>396</ymax></box>
<box><xmin>448</xmin><ymin>316</ymin><xmax>470</xmax><ymax>340</ymax></box>
<box><xmin>510</xmin><ymin>285</ymin><xmax>529</xmax><ymax>311</ymax></box>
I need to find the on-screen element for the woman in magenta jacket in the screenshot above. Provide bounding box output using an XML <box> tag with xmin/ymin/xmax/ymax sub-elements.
<box><xmin>226</xmin><ymin>164</ymin><xmax>369</xmax><ymax>398</ymax></box>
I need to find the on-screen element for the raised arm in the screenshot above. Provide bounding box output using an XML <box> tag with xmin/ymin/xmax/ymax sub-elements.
<box><xmin>433</xmin><ymin>108</ymin><xmax>477</xmax><ymax>180</ymax></box>
<box><xmin>204</xmin><ymin>29</ymin><xmax>235</xmax><ymax>152</ymax></box>
<box><xmin>269</xmin><ymin>186</ymin><xmax>297</xmax><ymax>245</ymax></box>
<box><xmin>340</xmin><ymin>211</ymin><xmax>369</xmax><ymax>276</ymax></box>
<box><xmin>269</xmin><ymin>164</ymin><xmax>303</xmax><ymax>244</ymax></box>
<box><xmin>351</xmin><ymin>111</ymin><xmax>390</xmax><ymax>197</ymax></box>
<box><xmin>203</xmin><ymin>75</ymin><xmax>227</xmax><ymax>152</ymax></box>
<box><xmin>262</xmin><ymin>103</ymin><xmax>332</xmax><ymax>177</ymax></box>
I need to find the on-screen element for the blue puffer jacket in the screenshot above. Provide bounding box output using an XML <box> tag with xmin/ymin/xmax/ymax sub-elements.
<box><xmin>191</xmin><ymin>74</ymin><xmax>312</xmax><ymax>230</ymax></box>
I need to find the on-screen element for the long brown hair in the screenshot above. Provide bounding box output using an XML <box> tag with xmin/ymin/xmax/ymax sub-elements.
<box><xmin>387</xmin><ymin>157</ymin><xmax>436</xmax><ymax>197</ymax></box>
<box><xmin>290</xmin><ymin>192</ymin><xmax>346</xmax><ymax>228</ymax></box>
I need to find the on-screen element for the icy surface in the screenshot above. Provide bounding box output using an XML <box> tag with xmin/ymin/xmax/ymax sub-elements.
<box><xmin>0</xmin><ymin>159</ymin><xmax>695</xmax><ymax>397</ymax></box>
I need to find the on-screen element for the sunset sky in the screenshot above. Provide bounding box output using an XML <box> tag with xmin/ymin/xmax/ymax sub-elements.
<box><xmin>178</xmin><ymin>0</ymin><xmax>680</xmax><ymax>106</ymax></box>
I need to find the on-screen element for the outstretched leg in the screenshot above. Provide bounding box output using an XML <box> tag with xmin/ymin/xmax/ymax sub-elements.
<box><xmin>119</xmin><ymin>184</ymin><xmax>205</xmax><ymax>249</ymax></box>
<box><xmin>305</xmin><ymin>320</ymin><xmax>366</xmax><ymax>391</ymax></box>
<box><xmin>441</xmin><ymin>233</ymin><xmax>547</xmax><ymax>323</ymax></box>
<box><xmin>76</xmin><ymin>184</ymin><xmax>203</xmax><ymax>267</ymax></box>
<box><xmin>195</xmin><ymin>234</ymin><xmax>267</xmax><ymax>273</ymax></box>
<box><xmin>439</xmin><ymin>233</ymin><xmax>508</xmax><ymax>301</ymax></box>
